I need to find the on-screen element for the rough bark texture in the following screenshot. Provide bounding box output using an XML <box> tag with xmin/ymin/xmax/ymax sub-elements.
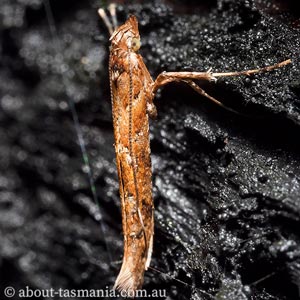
<box><xmin>0</xmin><ymin>0</ymin><xmax>299</xmax><ymax>299</ymax></box>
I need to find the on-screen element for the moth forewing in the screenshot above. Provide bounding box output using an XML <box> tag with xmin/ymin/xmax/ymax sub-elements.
<box><xmin>108</xmin><ymin>15</ymin><xmax>155</xmax><ymax>294</ymax></box>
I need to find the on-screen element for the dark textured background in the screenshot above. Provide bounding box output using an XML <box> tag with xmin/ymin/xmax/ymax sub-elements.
<box><xmin>0</xmin><ymin>0</ymin><xmax>300</xmax><ymax>299</ymax></box>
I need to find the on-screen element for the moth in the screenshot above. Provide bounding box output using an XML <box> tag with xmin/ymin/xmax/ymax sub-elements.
<box><xmin>98</xmin><ymin>4</ymin><xmax>291</xmax><ymax>295</ymax></box>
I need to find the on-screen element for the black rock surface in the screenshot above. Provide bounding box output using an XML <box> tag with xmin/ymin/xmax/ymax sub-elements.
<box><xmin>0</xmin><ymin>0</ymin><xmax>299</xmax><ymax>299</ymax></box>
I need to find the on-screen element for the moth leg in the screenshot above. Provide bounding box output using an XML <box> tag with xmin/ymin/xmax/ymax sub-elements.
<box><xmin>181</xmin><ymin>79</ymin><xmax>241</xmax><ymax>114</ymax></box>
<box><xmin>152</xmin><ymin>59</ymin><xmax>291</xmax><ymax>94</ymax></box>
<box><xmin>146</xmin><ymin>100</ymin><xmax>157</xmax><ymax>119</ymax></box>
<box><xmin>145</xmin><ymin>90</ymin><xmax>157</xmax><ymax>119</ymax></box>
<box><xmin>212</xmin><ymin>59</ymin><xmax>291</xmax><ymax>78</ymax></box>
<box><xmin>152</xmin><ymin>71</ymin><xmax>215</xmax><ymax>94</ymax></box>
<box><xmin>98</xmin><ymin>3</ymin><xmax>118</xmax><ymax>36</ymax></box>
<box><xmin>137</xmin><ymin>208</ymin><xmax>148</xmax><ymax>254</ymax></box>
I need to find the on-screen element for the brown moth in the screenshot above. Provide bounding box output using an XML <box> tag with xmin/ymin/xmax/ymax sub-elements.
<box><xmin>98</xmin><ymin>4</ymin><xmax>291</xmax><ymax>295</ymax></box>
<box><xmin>106</xmin><ymin>15</ymin><xmax>155</xmax><ymax>294</ymax></box>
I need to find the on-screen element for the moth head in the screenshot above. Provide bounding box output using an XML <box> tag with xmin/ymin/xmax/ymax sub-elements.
<box><xmin>110</xmin><ymin>15</ymin><xmax>141</xmax><ymax>52</ymax></box>
<box><xmin>125</xmin><ymin>15</ymin><xmax>141</xmax><ymax>52</ymax></box>
<box><xmin>130</xmin><ymin>37</ymin><xmax>141</xmax><ymax>52</ymax></box>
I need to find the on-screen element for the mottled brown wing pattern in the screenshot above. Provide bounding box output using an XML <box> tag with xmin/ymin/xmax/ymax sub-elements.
<box><xmin>109</xmin><ymin>42</ymin><xmax>154</xmax><ymax>293</ymax></box>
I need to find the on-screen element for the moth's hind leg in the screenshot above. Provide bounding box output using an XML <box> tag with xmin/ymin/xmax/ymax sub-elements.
<box><xmin>150</xmin><ymin>71</ymin><xmax>231</xmax><ymax>112</ymax></box>
<box><xmin>182</xmin><ymin>79</ymin><xmax>241</xmax><ymax>114</ymax></box>
<box><xmin>151</xmin><ymin>59</ymin><xmax>291</xmax><ymax>113</ymax></box>
<box><xmin>152</xmin><ymin>59</ymin><xmax>291</xmax><ymax>94</ymax></box>
<box><xmin>98</xmin><ymin>3</ymin><xmax>118</xmax><ymax>36</ymax></box>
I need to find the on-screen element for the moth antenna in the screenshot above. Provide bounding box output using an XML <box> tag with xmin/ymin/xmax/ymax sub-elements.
<box><xmin>98</xmin><ymin>8</ymin><xmax>114</xmax><ymax>36</ymax></box>
<box><xmin>108</xmin><ymin>3</ymin><xmax>118</xmax><ymax>30</ymax></box>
